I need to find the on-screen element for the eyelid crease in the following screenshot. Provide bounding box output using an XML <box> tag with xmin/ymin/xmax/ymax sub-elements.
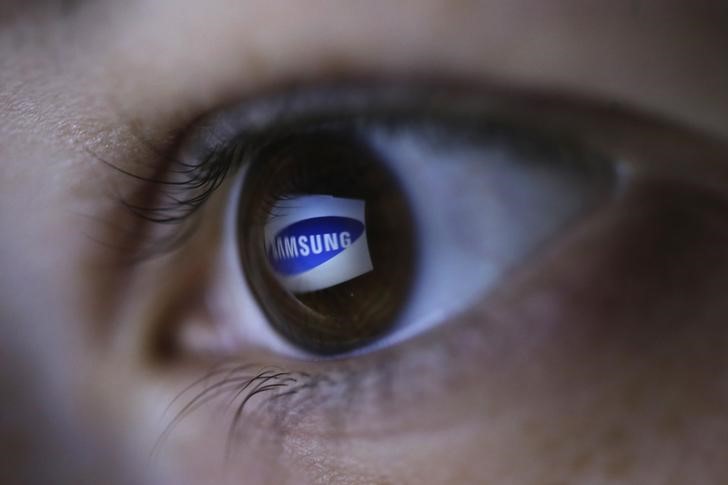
<box><xmin>184</xmin><ymin>82</ymin><xmax>529</xmax><ymax>156</ymax></box>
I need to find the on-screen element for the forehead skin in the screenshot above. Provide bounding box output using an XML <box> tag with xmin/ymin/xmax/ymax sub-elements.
<box><xmin>125</xmin><ymin>0</ymin><xmax>728</xmax><ymax>135</ymax></box>
<box><xmin>1</xmin><ymin>1</ymin><xmax>728</xmax><ymax>485</ymax></box>
<box><xmin>1</xmin><ymin>1</ymin><xmax>728</xmax><ymax>141</ymax></box>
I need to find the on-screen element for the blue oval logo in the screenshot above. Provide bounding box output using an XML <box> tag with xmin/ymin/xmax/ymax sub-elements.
<box><xmin>267</xmin><ymin>216</ymin><xmax>365</xmax><ymax>276</ymax></box>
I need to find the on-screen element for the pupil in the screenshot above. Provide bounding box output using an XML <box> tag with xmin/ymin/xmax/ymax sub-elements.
<box><xmin>237</xmin><ymin>132</ymin><xmax>416</xmax><ymax>355</ymax></box>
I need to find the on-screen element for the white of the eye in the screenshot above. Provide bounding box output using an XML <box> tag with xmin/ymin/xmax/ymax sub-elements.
<box><xmin>357</xmin><ymin>126</ymin><xmax>614</xmax><ymax>353</ymax></box>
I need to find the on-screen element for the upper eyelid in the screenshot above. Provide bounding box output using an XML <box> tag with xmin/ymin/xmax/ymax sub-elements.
<box><xmin>183</xmin><ymin>80</ymin><xmax>728</xmax><ymax>163</ymax></box>
<box><xmin>179</xmin><ymin>82</ymin><xmax>569</xmax><ymax>156</ymax></box>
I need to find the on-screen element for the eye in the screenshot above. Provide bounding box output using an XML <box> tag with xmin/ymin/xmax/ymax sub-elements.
<box><xmin>172</xmin><ymin>86</ymin><xmax>617</xmax><ymax>358</ymax></box>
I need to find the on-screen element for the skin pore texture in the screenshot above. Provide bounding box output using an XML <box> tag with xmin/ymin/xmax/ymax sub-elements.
<box><xmin>1</xmin><ymin>1</ymin><xmax>728</xmax><ymax>484</ymax></box>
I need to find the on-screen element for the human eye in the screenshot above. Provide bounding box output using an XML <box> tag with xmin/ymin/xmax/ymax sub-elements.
<box><xmin>179</xmin><ymin>85</ymin><xmax>616</xmax><ymax>358</ymax></box>
<box><xmin>110</xmin><ymin>82</ymin><xmax>630</xmax><ymax>454</ymax></box>
<box><xmin>124</xmin><ymin>85</ymin><xmax>618</xmax><ymax>362</ymax></box>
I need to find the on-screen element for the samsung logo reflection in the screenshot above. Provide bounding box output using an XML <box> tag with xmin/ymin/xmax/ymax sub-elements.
<box><xmin>268</xmin><ymin>217</ymin><xmax>361</xmax><ymax>271</ymax></box>
<box><xmin>264</xmin><ymin>195</ymin><xmax>373</xmax><ymax>293</ymax></box>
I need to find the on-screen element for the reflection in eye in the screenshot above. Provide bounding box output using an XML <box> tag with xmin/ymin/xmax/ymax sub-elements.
<box><xmin>239</xmin><ymin>132</ymin><xmax>416</xmax><ymax>355</ymax></box>
<box><xmin>205</xmin><ymin>90</ymin><xmax>618</xmax><ymax>357</ymax></box>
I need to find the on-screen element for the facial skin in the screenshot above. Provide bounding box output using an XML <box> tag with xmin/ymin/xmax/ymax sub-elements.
<box><xmin>2</xmin><ymin>1</ymin><xmax>728</xmax><ymax>484</ymax></box>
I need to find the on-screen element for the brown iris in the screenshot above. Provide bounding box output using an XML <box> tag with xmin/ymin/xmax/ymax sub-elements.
<box><xmin>237</xmin><ymin>131</ymin><xmax>416</xmax><ymax>355</ymax></box>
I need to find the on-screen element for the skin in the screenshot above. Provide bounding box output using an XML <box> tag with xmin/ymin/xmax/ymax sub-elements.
<box><xmin>1</xmin><ymin>1</ymin><xmax>728</xmax><ymax>484</ymax></box>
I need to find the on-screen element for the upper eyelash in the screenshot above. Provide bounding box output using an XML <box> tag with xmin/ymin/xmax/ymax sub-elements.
<box><xmin>104</xmin><ymin>145</ymin><xmax>234</xmax><ymax>225</ymax></box>
<box><xmin>113</xmin><ymin>84</ymin><xmax>440</xmax><ymax>230</ymax></box>
<box><xmin>95</xmin><ymin>134</ymin><xmax>250</xmax><ymax>260</ymax></box>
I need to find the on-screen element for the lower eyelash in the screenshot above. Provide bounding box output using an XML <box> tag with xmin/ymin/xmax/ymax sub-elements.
<box><xmin>155</xmin><ymin>352</ymin><xmax>405</xmax><ymax>463</ymax></box>
<box><xmin>155</xmin><ymin>362</ymin><xmax>329</xmax><ymax>459</ymax></box>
